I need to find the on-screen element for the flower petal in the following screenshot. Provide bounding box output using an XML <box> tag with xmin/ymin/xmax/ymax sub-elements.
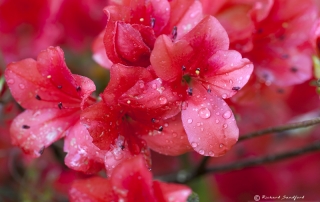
<box><xmin>150</xmin><ymin>35</ymin><xmax>193</xmax><ymax>81</ymax></box>
<box><xmin>10</xmin><ymin>108</ymin><xmax>78</xmax><ymax>157</ymax></box>
<box><xmin>119</xmin><ymin>78</ymin><xmax>182</xmax><ymax>122</ymax></box>
<box><xmin>153</xmin><ymin>181</ymin><xmax>192</xmax><ymax>202</ymax></box>
<box><xmin>92</xmin><ymin>31</ymin><xmax>113</xmax><ymax>69</ymax></box>
<box><xmin>114</xmin><ymin>22</ymin><xmax>151</xmax><ymax>67</ymax></box>
<box><xmin>142</xmin><ymin>114</ymin><xmax>192</xmax><ymax>156</ymax></box>
<box><xmin>36</xmin><ymin>47</ymin><xmax>80</xmax><ymax>98</ymax></box>
<box><xmin>252</xmin><ymin>48</ymin><xmax>313</xmax><ymax>86</ymax></box>
<box><xmin>111</xmin><ymin>155</ymin><xmax>156</xmax><ymax>202</ymax></box>
<box><xmin>149</xmin><ymin>0</ymin><xmax>170</xmax><ymax>35</ymax></box>
<box><xmin>73</xmin><ymin>74</ymin><xmax>96</xmax><ymax>109</ymax></box>
<box><xmin>101</xmin><ymin>64</ymin><xmax>153</xmax><ymax>105</ymax></box>
<box><xmin>104</xmin><ymin>144</ymin><xmax>151</xmax><ymax>176</ymax></box>
<box><xmin>69</xmin><ymin>177</ymin><xmax>118</xmax><ymax>202</ymax></box>
<box><xmin>162</xmin><ymin>0</ymin><xmax>203</xmax><ymax>39</ymax></box>
<box><xmin>5</xmin><ymin>47</ymin><xmax>95</xmax><ymax>110</ymax></box>
<box><xmin>181</xmin><ymin>81</ymin><xmax>239</xmax><ymax>157</ymax></box>
<box><xmin>181</xmin><ymin>15</ymin><xmax>229</xmax><ymax>71</ymax></box>
<box><xmin>64</xmin><ymin>121</ymin><xmax>106</xmax><ymax>174</ymax></box>
<box><xmin>205</xmin><ymin>50</ymin><xmax>253</xmax><ymax>99</ymax></box>
<box><xmin>80</xmin><ymin>102</ymin><xmax>121</xmax><ymax>150</ymax></box>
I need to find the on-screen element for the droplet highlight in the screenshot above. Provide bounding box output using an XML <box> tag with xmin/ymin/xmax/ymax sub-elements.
<box><xmin>223</xmin><ymin>111</ymin><xmax>232</xmax><ymax>119</ymax></box>
<box><xmin>198</xmin><ymin>107</ymin><xmax>211</xmax><ymax>119</ymax></box>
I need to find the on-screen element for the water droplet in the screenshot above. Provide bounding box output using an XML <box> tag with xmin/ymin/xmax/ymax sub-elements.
<box><xmin>209</xmin><ymin>151</ymin><xmax>214</xmax><ymax>156</ymax></box>
<box><xmin>187</xmin><ymin>118</ymin><xmax>193</xmax><ymax>124</ymax></box>
<box><xmin>223</xmin><ymin>111</ymin><xmax>232</xmax><ymax>119</ymax></box>
<box><xmin>229</xmin><ymin>79</ymin><xmax>233</xmax><ymax>84</ymax></box>
<box><xmin>172</xmin><ymin>132</ymin><xmax>177</xmax><ymax>137</ymax></box>
<box><xmin>215</xmin><ymin>112</ymin><xmax>220</xmax><ymax>115</ymax></box>
<box><xmin>200</xmin><ymin>128</ymin><xmax>204</xmax><ymax>131</ymax></box>
<box><xmin>215</xmin><ymin>119</ymin><xmax>219</xmax><ymax>124</ymax></box>
<box><xmin>19</xmin><ymin>84</ymin><xmax>25</xmax><ymax>89</ymax></box>
<box><xmin>198</xmin><ymin>107</ymin><xmax>211</xmax><ymax>119</ymax></box>
<box><xmin>152</xmin><ymin>83</ymin><xmax>157</xmax><ymax>89</ymax></box>
<box><xmin>164</xmin><ymin>123</ymin><xmax>169</xmax><ymax>127</ymax></box>
<box><xmin>191</xmin><ymin>142</ymin><xmax>197</xmax><ymax>148</ymax></box>
<box><xmin>7</xmin><ymin>79</ymin><xmax>14</xmax><ymax>84</ymax></box>
<box><xmin>219</xmin><ymin>144</ymin><xmax>224</xmax><ymax>148</ymax></box>
<box><xmin>223</xmin><ymin>124</ymin><xmax>228</xmax><ymax>128</ymax></box>
<box><xmin>199</xmin><ymin>149</ymin><xmax>204</xmax><ymax>155</ymax></box>
<box><xmin>222</xmin><ymin>94</ymin><xmax>227</xmax><ymax>99</ymax></box>
<box><xmin>159</xmin><ymin>96</ymin><xmax>167</xmax><ymax>104</ymax></box>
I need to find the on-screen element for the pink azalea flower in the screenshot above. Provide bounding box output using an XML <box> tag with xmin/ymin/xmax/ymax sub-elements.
<box><xmin>121</xmin><ymin>16</ymin><xmax>253</xmax><ymax>157</ymax></box>
<box><xmin>93</xmin><ymin>0</ymin><xmax>203</xmax><ymax>68</ymax></box>
<box><xmin>69</xmin><ymin>155</ymin><xmax>191</xmax><ymax>202</ymax></box>
<box><xmin>5</xmin><ymin>47</ymin><xmax>106</xmax><ymax>174</ymax></box>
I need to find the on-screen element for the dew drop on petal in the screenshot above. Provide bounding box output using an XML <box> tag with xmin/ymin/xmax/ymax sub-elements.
<box><xmin>199</xmin><ymin>149</ymin><xmax>204</xmax><ymax>155</ymax></box>
<box><xmin>216</xmin><ymin>112</ymin><xmax>220</xmax><ymax>116</ymax></box>
<box><xmin>222</xmin><ymin>94</ymin><xmax>227</xmax><ymax>99</ymax></box>
<box><xmin>198</xmin><ymin>107</ymin><xmax>211</xmax><ymax>119</ymax></box>
<box><xmin>159</xmin><ymin>96</ymin><xmax>167</xmax><ymax>104</ymax></box>
<box><xmin>172</xmin><ymin>132</ymin><xmax>177</xmax><ymax>137</ymax></box>
<box><xmin>152</xmin><ymin>83</ymin><xmax>157</xmax><ymax>89</ymax></box>
<box><xmin>209</xmin><ymin>151</ymin><xmax>214</xmax><ymax>156</ymax></box>
<box><xmin>191</xmin><ymin>142</ymin><xmax>197</xmax><ymax>148</ymax></box>
<box><xmin>219</xmin><ymin>144</ymin><xmax>224</xmax><ymax>148</ymax></box>
<box><xmin>7</xmin><ymin>79</ymin><xmax>14</xmax><ymax>84</ymax></box>
<box><xmin>187</xmin><ymin>118</ymin><xmax>193</xmax><ymax>124</ymax></box>
<box><xmin>223</xmin><ymin>111</ymin><xmax>232</xmax><ymax>119</ymax></box>
<box><xmin>19</xmin><ymin>84</ymin><xmax>25</xmax><ymax>89</ymax></box>
<box><xmin>223</xmin><ymin>124</ymin><xmax>228</xmax><ymax>128</ymax></box>
<box><xmin>215</xmin><ymin>119</ymin><xmax>219</xmax><ymax>124</ymax></box>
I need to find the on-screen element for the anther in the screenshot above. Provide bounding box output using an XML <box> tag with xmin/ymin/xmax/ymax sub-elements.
<box><xmin>158</xmin><ymin>126</ymin><xmax>163</xmax><ymax>131</ymax></box>
<box><xmin>22</xmin><ymin>125</ymin><xmax>30</xmax><ymax>129</ymax></box>
<box><xmin>39</xmin><ymin>146</ymin><xmax>45</xmax><ymax>155</ymax></box>
<box><xmin>172</xmin><ymin>26</ymin><xmax>177</xmax><ymax>40</ymax></box>
<box><xmin>150</xmin><ymin>18</ymin><xmax>155</xmax><ymax>28</ymax></box>
<box><xmin>232</xmin><ymin>87</ymin><xmax>241</xmax><ymax>91</ymax></box>
<box><xmin>195</xmin><ymin>68</ymin><xmax>200</xmax><ymax>75</ymax></box>
<box><xmin>35</xmin><ymin>95</ymin><xmax>41</xmax><ymax>100</ymax></box>
<box><xmin>58</xmin><ymin>102</ymin><xmax>63</xmax><ymax>109</ymax></box>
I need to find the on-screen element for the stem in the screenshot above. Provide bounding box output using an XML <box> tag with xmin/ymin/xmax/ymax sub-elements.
<box><xmin>162</xmin><ymin>138</ymin><xmax>320</xmax><ymax>183</ymax></box>
<box><xmin>239</xmin><ymin>117</ymin><xmax>320</xmax><ymax>141</ymax></box>
<box><xmin>178</xmin><ymin>141</ymin><xmax>320</xmax><ymax>183</ymax></box>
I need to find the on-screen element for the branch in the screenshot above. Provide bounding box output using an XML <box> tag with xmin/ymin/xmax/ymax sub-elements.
<box><xmin>239</xmin><ymin>117</ymin><xmax>320</xmax><ymax>141</ymax></box>
<box><xmin>174</xmin><ymin>141</ymin><xmax>320</xmax><ymax>183</ymax></box>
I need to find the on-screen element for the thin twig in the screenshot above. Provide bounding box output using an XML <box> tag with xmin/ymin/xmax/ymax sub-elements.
<box><xmin>239</xmin><ymin>117</ymin><xmax>320</xmax><ymax>141</ymax></box>
<box><xmin>176</xmin><ymin>141</ymin><xmax>320</xmax><ymax>183</ymax></box>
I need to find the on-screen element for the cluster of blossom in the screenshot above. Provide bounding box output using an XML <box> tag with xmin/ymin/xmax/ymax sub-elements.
<box><xmin>2</xmin><ymin>0</ymin><xmax>320</xmax><ymax>201</ymax></box>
